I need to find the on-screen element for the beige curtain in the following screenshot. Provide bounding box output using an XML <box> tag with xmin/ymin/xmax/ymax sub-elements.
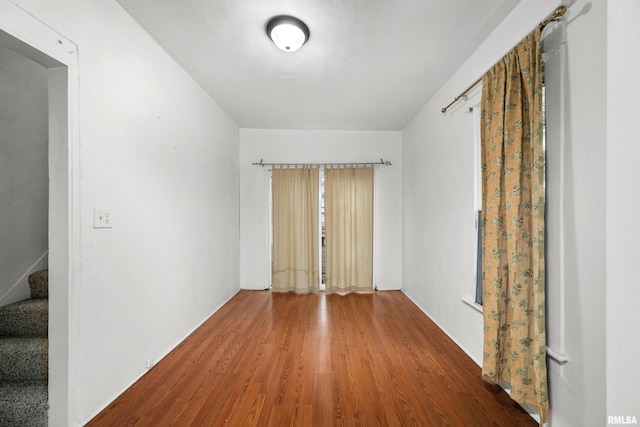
<box><xmin>480</xmin><ymin>28</ymin><xmax>548</xmax><ymax>424</ymax></box>
<box><xmin>325</xmin><ymin>166</ymin><xmax>373</xmax><ymax>291</ymax></box>
<box><xmin>272</xmin><ymin>166</ymin><xmax>319</xmax><ymax>292</ymax></box>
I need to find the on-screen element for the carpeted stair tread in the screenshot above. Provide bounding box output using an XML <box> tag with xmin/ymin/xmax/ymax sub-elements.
<box><xmin>1</xmin><ymin>269</ymin><xmax>49</xmax><ymax>424</ymax></box>
<box><xmin>0</xmin><ymin>338</ymin><xmax>48</xmax><ymax>381</ymax></box>
<box><xmin>0</xmin><ymin>299</ymin><xmax>48</xmax><ymax>337</ymax></box>
<box><xmin>28</xmin><ymin>270</ymin><xmax>48</xmax><ymax>299</ymax></box>
<box><xmin>0</xmin><ymin>381</ymin><xmax>48</xmax><ymax>427</ymax></box>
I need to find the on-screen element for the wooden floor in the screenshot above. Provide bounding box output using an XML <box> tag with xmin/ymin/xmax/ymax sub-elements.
<box><xmin>87</xmin><ymin>290</ymin><xmax>536</xmax><ymax>426</ymax></box>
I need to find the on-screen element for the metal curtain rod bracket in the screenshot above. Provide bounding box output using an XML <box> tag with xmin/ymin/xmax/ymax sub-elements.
<box><xmin>540</xmin><ymin>5</ymin><xmax>567</xmax><ymax>29</ymax></box>
<box><xmin>440</xmin><ymin>5</ymin><xmax>568</xmax><ymax>114</ymax></box>
<box><xmin>252</xmin><ymin>158</ymin><xmax>392</xmax><ymax>167</ymax></box>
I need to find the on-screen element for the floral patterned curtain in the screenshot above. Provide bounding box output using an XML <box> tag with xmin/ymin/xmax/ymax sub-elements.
<box><xmin>480</xmin><ymin>28</ymin><xmax>548</xmax><ymax>424</ymax></box>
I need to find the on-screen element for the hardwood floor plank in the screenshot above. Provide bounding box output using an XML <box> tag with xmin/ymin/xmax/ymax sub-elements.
<box><xmin>87</xmin><ymin>290</ymin><xmax>536</xmax><ymax>426</ymax></box>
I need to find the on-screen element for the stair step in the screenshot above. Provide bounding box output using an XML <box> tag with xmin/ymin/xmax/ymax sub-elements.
<box><xmin>0</xmin><ymin>338</ymin><xmax>48</xmax><ymax>381</ymax></box>
<box><xmin>28</xmin><ymin>270</ymin><xmax>48</xmax><ymax>299</ymax></box>
<box><xmin>0</xmin><ymin>299</ymin><xmax>48</xmax><ymax>338</ymax></box>
<box><xmin>0</xmin><ymin>381</ymin><xmax>48</xmax><ymax>427</ymax></box>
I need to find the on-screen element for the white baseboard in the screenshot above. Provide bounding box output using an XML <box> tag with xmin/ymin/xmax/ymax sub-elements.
<box><xmin>80</xmin><ymin>288</ymin><xmax>242</xmax><ymax>426</ymax></box>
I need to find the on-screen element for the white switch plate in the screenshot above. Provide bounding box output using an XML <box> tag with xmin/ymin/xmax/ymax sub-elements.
<box><xmin>93</xmin><ymin>208</ymin><xmax>113</xmax><ymax>228</ymax></box>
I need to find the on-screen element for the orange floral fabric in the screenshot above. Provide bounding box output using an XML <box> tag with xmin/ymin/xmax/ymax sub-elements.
<box><xmin>480</xmin><ymin>28</ymin><xmax>549</xmax><ymax>424</ymax></box>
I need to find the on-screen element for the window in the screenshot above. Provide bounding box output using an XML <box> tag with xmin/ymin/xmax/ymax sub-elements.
<box><xmin>471</xmin><ymin>86</ymin><xmax>549</xmax><ymax>309</ymax></box>
<box><xmin>471</xmin><ymin>95</ymin><xmax>483</xmax><ymax>307</ymax></box>
<box><xmin>464</xmin><ymin>22</ymin><xmax>567</xmax><ymax>367</ymax></box>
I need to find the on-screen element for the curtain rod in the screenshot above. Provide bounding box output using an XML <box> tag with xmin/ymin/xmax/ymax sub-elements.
<box><xmin>252</xmin><ymin>158</ymin><xmax>392</xmax><ymax>167</ymax></box>
<box><xmin>440</xmin><ymin>5</ymin><xmax>567</xmax><ymax>114</ymax></box>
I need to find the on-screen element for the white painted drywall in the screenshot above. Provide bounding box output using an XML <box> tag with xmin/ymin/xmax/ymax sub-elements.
<box><xmin>402</xmin><ymin>0</ymin><xmax>608</xmax><ymax>425</ymax></box>
<box><xmin>0</xmin><ymin>43</ymin><xmax>48</xmax><ymax>306</ymax></box>
<box><xmin>4</xmin><ymin>0</ymin><xmax>240</xmax><ymax>424</ymax></box>
<box><xmin>239</xmin><ymin>129</ymin><xmax>401</xmax><ymax>291</ymax></box>
<box><xmin>607</xmin><ymin>0</ymin><xmax>640</xmax><ymax>422</ymax></box>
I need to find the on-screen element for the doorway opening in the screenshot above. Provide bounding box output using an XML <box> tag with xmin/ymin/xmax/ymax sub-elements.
<box><xmin>0</xmin><ymin>13</ymin><xmax>78</xmax><ymax>424</ymax></box>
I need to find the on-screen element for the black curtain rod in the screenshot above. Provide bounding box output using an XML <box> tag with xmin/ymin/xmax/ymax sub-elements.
<box><xmin>252</xmin><ymin>158</ymin><xmax>392</xmax><ymax>167</ymax></box>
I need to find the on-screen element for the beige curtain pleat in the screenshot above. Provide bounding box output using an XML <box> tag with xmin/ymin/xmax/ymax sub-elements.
<box><xmin>480</xmin><ymin>28</ymin><xmax>548</xmax><ymax>424</ymax></box>
<box><xmin>272</xmin><ymin>166</ymin><xmax>319</xmax><ymax>293</ymax></box>
<box><xmin>325</xmin><ymin>166</ymin><xmax>373</xmax><ymax>291</ymax></box>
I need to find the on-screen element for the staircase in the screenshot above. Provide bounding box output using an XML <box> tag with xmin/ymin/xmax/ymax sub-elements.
<box><xmin>0</xmin><ymin>270</ymin><xmax>49</xmax><ymax>426</ymax></box>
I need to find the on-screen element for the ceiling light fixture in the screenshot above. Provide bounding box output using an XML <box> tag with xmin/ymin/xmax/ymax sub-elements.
<box><xmin>266</xmin><ymin>15</ymin><xmax>310</xmax><ymax>52</ymax></box>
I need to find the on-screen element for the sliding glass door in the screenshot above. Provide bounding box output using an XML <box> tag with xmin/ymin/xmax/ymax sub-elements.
<box><xmin>270</xmin><ymin>166</ymin><xmax>373</xmax><ymax>292</ymax></box>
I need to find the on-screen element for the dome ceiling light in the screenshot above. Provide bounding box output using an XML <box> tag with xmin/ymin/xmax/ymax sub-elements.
<box><xmin>266</xmin><ymin>15</ymin><xmax>310</xmax><ymax>52</ymax></box>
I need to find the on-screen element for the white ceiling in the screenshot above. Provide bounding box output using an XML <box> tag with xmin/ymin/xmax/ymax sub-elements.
<box><xmin>116</xmin><ymin>0</ymin><xmax>521</xmax><ymax>131</ymax></box>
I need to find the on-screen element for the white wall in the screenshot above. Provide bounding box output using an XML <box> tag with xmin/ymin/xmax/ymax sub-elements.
<box><xmin>607</xmin><ymin>0</ymin><xmax>640</xmax><ymax>422</ymax></box>
<box><xmin>402</xmin><ymin>0</ymin><xmax>608</xmax><ymax>425</ymax></box>
<box><xmin>4</xmin><ymin>0</ymin><xmax>240</xmax><ymax>424</ymax></box>
<box><xmin>0</xmin><ymin>43</ymin><xmax>48</xmax><ymax>306</ymax></box>
<box><xmin>239</xmin><ymin>129</ymin><xmax>401</xmax><ymax>291</ymax></box>
<box><xmin>4</xmin><ymin>0</ymin><xmax>632</xmax><ymax>425</ymax></box>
